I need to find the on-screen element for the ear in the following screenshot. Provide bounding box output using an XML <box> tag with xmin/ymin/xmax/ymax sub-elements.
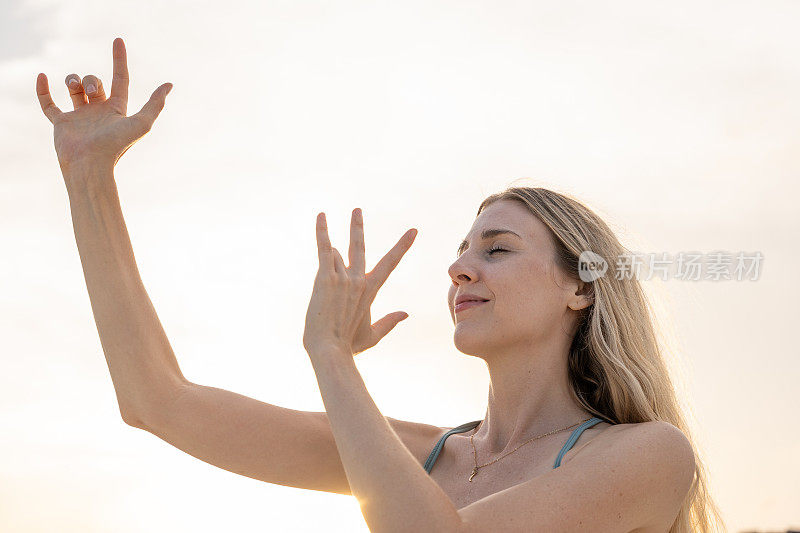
<box><xmin>568</xmin><ymin>280</ymin><xmax>594</xmax><ymax>311</ymax></box>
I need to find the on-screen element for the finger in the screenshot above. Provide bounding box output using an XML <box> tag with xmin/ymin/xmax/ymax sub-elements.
<box><xmin>366</xmin><ymin>228</ymin><xmax>417</xmax><ymax>298</ymax></box>
<box><xmin>348</xmin><ymin>208</ymin><xmax>366</xmax><ymax>275</ymax></box>
<box><xmin>81</xmin><ymin>75</ymin><xmax>106</xmax><ymax>103</ymax></box>
<box><xmin>65</xmin><ymin>74</ymin><xmax>88</xmax><ymax>109</ymax></box>
<box><xmin>36</xmin><ymin>73</ymin><xmax>64</xmax><ymax>124</ymax></box>
<box><xmin>315</xmin><ymin>212</ymin><xmax>335</xmax><ymax>273</ymax></box>
<box><xmin>371</xmin><ymin>311</ymin><xmax>409</xmax><ymax>342</ymax></box>
<box><xmin>128</xmin><ymin>82</ymin><xmax>173</xmax><ymax>134</ymax></box>
<box><xmin>332</xmin><ymin>247</ymin><xmax>347</xmax><ymax>276</ymax></box>
<box><xmin>110</xmin><ymin>37</ymin><xmax>129</xmax><ymax>109</ymax></box>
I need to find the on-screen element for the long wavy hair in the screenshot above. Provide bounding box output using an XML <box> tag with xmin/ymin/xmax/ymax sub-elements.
<box><xmin>474</xmin><ymin>185</ymin><xmax>726</xmax><ymax>533</ymax></box>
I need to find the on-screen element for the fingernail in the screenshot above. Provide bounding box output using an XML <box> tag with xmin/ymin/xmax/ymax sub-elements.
<box><xmin>68</xmin><ymin>78</ymin><xmax>78</xmax><ymax>87</ymax></box>
<box><xmin>86</xmin><ymin>84</ymin><xmax>96</xmax><ymax>93</ymax></box>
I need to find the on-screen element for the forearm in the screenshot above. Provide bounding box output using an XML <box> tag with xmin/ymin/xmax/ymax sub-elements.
<box><xmin>310</xmin><ymin>353</ymin><xmax>463</xmax><ymax>532</ymax></box>
<box><xmin>64</xmin><ymin>162</ymin><xmax>188</xmax><ymax>424</ymax></box>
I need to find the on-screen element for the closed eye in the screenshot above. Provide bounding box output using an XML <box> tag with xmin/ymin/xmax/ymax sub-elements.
<box><xmin>487</xmin><ymin>247</ymin><xmax>508</xmax><ymax>255</ymax></box>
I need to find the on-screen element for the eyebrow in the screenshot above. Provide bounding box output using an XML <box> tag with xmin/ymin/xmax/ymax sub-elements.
<box><xmin>457</xmin><ymin>229</ymin><xmax>522</xmax><ymax>256</ymax></box>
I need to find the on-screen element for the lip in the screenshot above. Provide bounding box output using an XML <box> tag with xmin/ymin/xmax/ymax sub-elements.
<box><xmin>454</xmin><ymin>300</ymin><xmax>488</xmax><ymax>313</ymax></box>
<box><xmin>455</xmin><ymin>293</ymin><xmax>490</xmax><ymax>306</ymax></box>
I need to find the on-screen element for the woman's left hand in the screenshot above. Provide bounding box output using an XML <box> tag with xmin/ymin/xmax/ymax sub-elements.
<box><xmin>302</xmin><ymin>208</ymin><xmax>418</xmax><ymax>360</ymax></box>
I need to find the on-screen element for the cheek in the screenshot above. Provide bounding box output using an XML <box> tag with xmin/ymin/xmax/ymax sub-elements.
<box><xmin>496</xmin><ymin>260</ymin><xmax>558</xmax><ymax>317</ymax></box>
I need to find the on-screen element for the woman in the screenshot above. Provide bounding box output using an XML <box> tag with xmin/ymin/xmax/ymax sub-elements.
<box><xmin>36</xmin><ymin>38</ymin><xmax>725</xmax><ymax>532</ymax></box>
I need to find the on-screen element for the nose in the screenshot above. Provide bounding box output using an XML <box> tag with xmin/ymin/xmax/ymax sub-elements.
<box><xmin>448</xmin><ymin>255</ymin><xmax>477</xmax><ymax>285</ymax></box>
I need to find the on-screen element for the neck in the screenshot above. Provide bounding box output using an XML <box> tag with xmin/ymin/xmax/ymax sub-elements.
<box><xmin>472</xmin><ymin>334</ymin><xmax>593</xmax><ymax>455</ymax></box>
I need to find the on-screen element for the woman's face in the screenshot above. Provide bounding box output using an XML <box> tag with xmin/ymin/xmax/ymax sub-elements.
<box><xmin>447</xmin><ymin>199</ymin><xmax>578</xmax><ymax>357</ymax></box>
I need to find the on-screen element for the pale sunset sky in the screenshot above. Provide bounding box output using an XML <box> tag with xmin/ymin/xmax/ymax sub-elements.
<box><xmin>1</xmin><ymin>1</ymin><xmax>798</xmax><ymax>531</ymax></box>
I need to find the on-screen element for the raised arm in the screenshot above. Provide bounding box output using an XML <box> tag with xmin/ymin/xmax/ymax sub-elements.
<box><xmin>36</xmin><ymin>37</ymin><xmax>181</xmax><ymax>422</ymax></box>
<box><xmin>36</xmin><ymin>37</ymin><xmax>448</xmax><ymax>495</ymax></box>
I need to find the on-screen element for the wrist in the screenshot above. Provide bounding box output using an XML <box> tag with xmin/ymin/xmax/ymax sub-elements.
<box><xmin>62</xmin><ymin>159</ymin><xmax>116</xmax><ymax>192</ymax></box>
<box><xmin>307</xmin><ymin>344</ymin><xmax>355</xmax><ymax>365</ymax></box>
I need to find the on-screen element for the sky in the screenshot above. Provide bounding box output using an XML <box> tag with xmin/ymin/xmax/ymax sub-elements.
<box><xmin>1</xmin><ymin>0</ymin><xmax>798</xmax><ymax>531</ymax></box>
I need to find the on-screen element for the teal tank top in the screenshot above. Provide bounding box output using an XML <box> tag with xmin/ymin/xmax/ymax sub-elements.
<box><xmin>424</xmin><ymin>417</ymin><xmax>605</xmax><ymax>474</ymax></box>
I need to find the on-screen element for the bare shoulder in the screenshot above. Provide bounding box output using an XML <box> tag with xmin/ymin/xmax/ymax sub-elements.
<box><xmin>587</xmin><ymin>419</ymin><xmax>694</xmax><ymax>469</ymax></box>
<box><xmin>457</xmin><ymin>420</ymin><xmax>696</xmax><ymax>532</ymax></box>
<box><xmin>609</xmin><ymin>420</ymin><xmax>693</xmax><ymax>458</ymax></box>
<box><xmin>635</xmin><ymin>420</ymin><xmax>695</xmax><ymax>477</ymax></box>
<box><xmin>385</xmin><ymin>416</ymin><xmax>453</xmax><ymax>466</ymax></box>
<box><xmin>577</xmin><ymin>419</ymin><xmax>696</xmax><ymax>527</ymax></box>
<box><xmin>584</xmin><ymin>419</ymin><xmax>691</xmax><ymax>450</ymax></box>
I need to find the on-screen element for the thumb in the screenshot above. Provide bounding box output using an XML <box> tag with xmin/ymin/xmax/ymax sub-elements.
<box><xmin>371</xmin><ymin>312</ymin><xmax>409</xmax><ymax>342</ymax></box>
<box><xmin>129</xmin><ymin>82</ymin><xmax>172</xmax><ymax>133</ymax></box>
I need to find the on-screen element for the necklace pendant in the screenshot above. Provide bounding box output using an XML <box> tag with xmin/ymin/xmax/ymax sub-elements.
<box><xmin>469</xmin><ymin>467</ymin><xmax>478</xmax><ymax>482</ymax></box>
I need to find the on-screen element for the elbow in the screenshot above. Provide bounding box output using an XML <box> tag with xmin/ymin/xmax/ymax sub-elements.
<box><xmin>121</xmin><ymin>409</ymin><xmax>148</xmax><ymax>430</ymax></box>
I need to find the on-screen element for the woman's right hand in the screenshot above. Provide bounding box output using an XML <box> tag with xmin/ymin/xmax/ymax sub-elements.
<box><xmin>36</xmin><ymin>37</ymin><xmax>172</xmax><ymax>178</ymax></box>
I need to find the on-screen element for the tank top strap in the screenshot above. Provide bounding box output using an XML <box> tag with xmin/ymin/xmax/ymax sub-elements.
<box><xmin>424</xmin><ymin>420</ymin><xmax>482</xmax><ymax>474</ymax></box>
<box><xmin>552</xmin><ymin>416</ymin><xmax>604</xmax><ymax>469</ymax></box>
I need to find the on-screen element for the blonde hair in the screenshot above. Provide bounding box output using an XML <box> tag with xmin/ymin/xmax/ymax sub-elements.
<box><xmin>475</xmin><ymin>186</ymin><xmax>726</xmax><ymax>533</ymax></box>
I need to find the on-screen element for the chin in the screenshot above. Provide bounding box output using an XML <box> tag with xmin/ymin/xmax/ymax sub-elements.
<box><xmin>453</xmin><ymin>325</ymin><xmax>492</xmax><ymax>358</ymax></box>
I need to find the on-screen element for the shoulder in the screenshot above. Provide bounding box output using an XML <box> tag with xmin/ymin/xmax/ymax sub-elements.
<box><xmin>595</xmin><ymin>420</ymin><xmax>696</xmax><ymax>509</ymax></box>
<box><xmin>567</xmin><ymin>420</ymin><xmax>696</xmax><ymax>529</ymax></box>
<box><xmin>385</xmin><ymin>417</ymin><xmax>461</xmax><ymax>466</ymax></box>
<box><xmin>595</xmin><ymin>420</ymin><xmax>694</xmax><ymax>471</ymax></box>
<box><xmin>457</xmin><ymin>420</ymin><xmax>697</xmax><ymax>532</ymax></box>
<box><xmin>590</xmin><ymin>418</ymin><xmax>691</xmax><ymax>451</ymax></box>
<box><xmin>621</xmin><ymin>420</ymin><xmax>694</xmax><ymax>468</ymax></box>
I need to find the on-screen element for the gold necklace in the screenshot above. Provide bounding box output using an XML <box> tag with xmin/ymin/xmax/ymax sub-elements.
<box><xmin>468</xmin><ymin>417</ymin><xmax>593</xmax><ymax>482</ymax></box>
